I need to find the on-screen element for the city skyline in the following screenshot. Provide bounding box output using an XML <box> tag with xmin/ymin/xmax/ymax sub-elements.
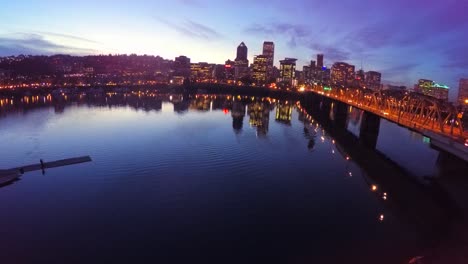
<box><xmin>0</xmin><ymin>0</ymin><xmax>467</xmax><ymax>98</ymax></box>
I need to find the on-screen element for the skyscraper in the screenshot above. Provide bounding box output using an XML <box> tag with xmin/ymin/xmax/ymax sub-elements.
<box><xmin>279</xmin><ymin>58</ymin><xmax>297</xmax><ymax>86</ymax></box>
<box><xmin>262</xmin><ymin>41</ymin><xmax>275</xmax><ymax>81</ymax></box>
<box><xmin>317</xmin><ymin>54</ymin><xmax>324</xmax><ymax>69</ymax></box>
<box><xmin>252</xmin><ymin>55</ymin><xmax>268</xmax><ymax>84</ymax></box>
<box><xmin>234</xmin><ymin>42</ymin><xmax>249</xmax><ymax>80</ymax></box>
<box><xmin>236</xmin><ymin>42</ymin><xmax>248</xmax><ymax>62</ymax></box>
<box><xmin>458</xmin><ymin>79</ymin><xmax>468</xmax><ymax>109</ymax></box>
<box><xmin>262</xmin><ymin>41</ymin><xmax>275</xmax><ymax>66</ymax></box>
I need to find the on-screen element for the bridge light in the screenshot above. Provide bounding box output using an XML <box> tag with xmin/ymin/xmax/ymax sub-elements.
<box><xmin>379</xmin><ymin>214</ymin><xmax>385</xmax><ymax>222</ymax></box>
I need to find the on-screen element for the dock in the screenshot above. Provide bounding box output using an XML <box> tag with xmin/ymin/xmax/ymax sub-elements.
<box><xmin>0</xmin><ymin>156</ymin><xmax>92</xmax><ymax>186</ymax></box>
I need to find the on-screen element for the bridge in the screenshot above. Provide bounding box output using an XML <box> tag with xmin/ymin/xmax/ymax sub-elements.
<box><xmin>301</xmin><ymin>85</ymin><xmax>468</xmax><ymax>161</ymax></box>
<box><xmin>304</xmin><ymin>85</ymin><xmax>467</xmax><ymax>141</ymax></box>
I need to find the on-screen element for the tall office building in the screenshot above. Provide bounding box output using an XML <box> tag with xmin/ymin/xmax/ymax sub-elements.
<box><xmin>317</xmin><ymin>54</ymin><xmax>324</xmax><ymax>69</ymax></box>
<box><xmin>235</xmin><ymin>42</ymin><xmax>248</xmax><ymax>62</ymax></box>
<box><xmin>234</xmin><ymin>42</ymin><xmax>249</xmax><ymax>80</ymax></box>
<box><xmin>458</xmin><ymin>78</ymin><xmax>468</xmax><ymax>108</ymax></box>
<box><xmin>365</xmin><ymin>71</ymin><xmax>382</xmax><ymax>90</ymax></box>
<box><xmin>331</xmin><ymin>62</ymin><xmax>355</xmax><ymax>86</ymax></box>
<box><xmin>252</xmin><ymin>55</ymin><xmax>269</xmax><ymax>84</ymax></box>
<box><xmin>279</xmin><ymin>58</ymin><xmax>297</xmax><ymax>86</ymax></box>
<box><xmin>262</xmin><ymin>41</ymin><xmax>275</xmax><ymax>81</ymax></box>
<box><xmin>262</xmin><ymin>41</ymin><xmax>275</xmax><ymax>66</ymax></box>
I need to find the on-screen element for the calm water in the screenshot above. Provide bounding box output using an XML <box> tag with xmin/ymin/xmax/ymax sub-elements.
<box><xmin>0</xmin><ymin>93</ymin><xmax>467</xmax><ymax>263</ymax></box>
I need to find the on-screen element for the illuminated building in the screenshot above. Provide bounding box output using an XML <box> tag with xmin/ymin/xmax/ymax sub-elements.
<box><xmin>190</xmin><ymin>62</ymin><xmax>213</xmax><ymax>82</ymax></box>
<box><xmin>355</xmin><ymin>69</ymin><xmax>365</xmax><ymax>87</ymax></box>
<box><xmin>416</xmin><ymin>79</ymin><xmax>433</xmax><ymax>93</ymax></box>
<box><xmin>262</xmin><ymin>41</ymin><xmax>275</xmax><ymax>66</ymax></box>
<box><xmin>234</xmin><ymin>42</ymin><xmax>249</xmax><ymax>81</ymax></box>
<box><xmin>279</xmin><ymin>58</ymin><xmax>297</xmax><ymax>86</ymax></box>
<box><xmin>224</xmin><ymin>60</ymin><xmax>236</xmax><ymax>83</ymax></box>
<box><xmin>303</xmin><ymin>60</ymin><xmax>316</xmax><ymax>84</ymax></box>
<box><xmin>173</xmin><ymin>56</ymin><xmax>191</xmax><ymax>79</ymax></box>
<box><xmin>317</xmin><ymin>54</ymin><xmax>324</xmax><ymax>69</ymax></box>
<box><xmin>248</xmin><ymin>101</ymin><xmax>270</xmax><ymax>137</ymax></box>
<box><xmin>252</xmin><ymin>55</ymin><xmax>268</xmax><ymax>84</ymax></box>
<box><xmin>458</xmin><ymin>79</ymin><xmax>468</xmax><ymax>109</ymax></box>
<box><xmin>262</xmin><ymin>41</ymin><xmax>275</xmax><ymax>80</ymax></box>
<box><xmin>303</xmin><ymin>65</ymin><xmax>311</xmax><ymax>83</ymax></box>
<box><xmin>275</xmin><ymin>102</ymin><xmax>293</xmax><ymax>125</ymax></box>
<box><xmin>331</xmin><ymin>62</ymin><xmax>355</xmax><ymax>86</ymax></box>
<box><xmin>417</xmin><ymin>79</ymin><xmax>449</xmax><ymax>101</ymax></box>
<box><xmin>365</xmin><ymin>71</ymin><xmax>382</xmax><ymax>90</ymax></box>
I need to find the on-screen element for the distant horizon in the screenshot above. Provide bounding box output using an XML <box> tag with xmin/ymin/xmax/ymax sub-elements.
<box><xmin>1</xmin><ymin>51</ymin><xmax>464</xmax><ymax>89</ymax></box>
<box><xmin>1</xmin><ymin>0</ymin><xmax>468</xmax><ymax>101</ymax></box>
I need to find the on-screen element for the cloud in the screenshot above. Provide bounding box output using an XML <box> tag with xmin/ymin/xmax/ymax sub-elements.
<box><xmin>35</xmin><ymin>31</ymin><xmax>99</xmax><ymax>44</ymax></box>
<box><xmin>308</xmin><ymin>43</ymin><xmax>350</xmax><ymax>62</ymax></box>
<box><xmin>244</xmin><ymin>23</ymin><xmax>310</xmax><ymax>46</ymax></box>
<box><xmin>155</xmin><ymin>17</ymin><xmax>223</xmax><ymax>40</ymax></box>
<box><xmin>0</xmin><ymin>33</ymin><xmax>98</xmax><ymax>56</ymax></box>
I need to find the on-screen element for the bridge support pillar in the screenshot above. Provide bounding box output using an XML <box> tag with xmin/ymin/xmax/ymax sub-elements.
<box><xmin>321</xmin><ymin>98</ymin><xmax>332</xmax><ymax>115</ymax></box>
<box><xmin>334</xmin><ymin>101</ymin><xmax>348</xmax><ymax>129</ymax></box>
<box><xmin>302</xmin><ymin>93</ymin><xmax>321</xmax><ymax>112</ymax></box>
<box><xmin>360</xmin><ymin>111</ymin><xmax>381</xmax><ymax>149</ymax></box>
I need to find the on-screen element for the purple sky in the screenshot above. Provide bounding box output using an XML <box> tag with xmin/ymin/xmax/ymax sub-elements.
<box><xmin>0</xmin><ymin>0</ymin><xmax>467</xmax><ymax>100</ymax></box>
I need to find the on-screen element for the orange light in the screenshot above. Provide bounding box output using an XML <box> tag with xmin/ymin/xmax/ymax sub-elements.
<box><xmin>371</xmin><ymin>185</ymin><xmax>378</xmax><ymax>192</ymax></box>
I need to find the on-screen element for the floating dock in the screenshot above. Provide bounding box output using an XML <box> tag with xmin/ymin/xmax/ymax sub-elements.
<box><xmin>0</xmin><ymin>156</ymin><xmax>92</xmax><ymax>186</ymax></box>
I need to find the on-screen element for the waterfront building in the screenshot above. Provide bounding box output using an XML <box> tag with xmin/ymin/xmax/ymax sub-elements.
<box><xmin>262</xmin><ymin>41</ymin><xmax>275</xmax><ymax>66</ymax></box>
<box><xmin>173</xmin><ymin>56</ymin><xmax>191</xmax><ymax>79</ymax></box>
<box><xmin>190</xmin><ymin>62</ymin><xmax>213</xmax><ymax>82</ymax></box>
<box><xmin>224</xmin><ymin>60</ymin><xmax>236</xmax><ymax>83</ymax></box>
<box><xmin>252</xmin><ymin>55</ymin><xmax>269</xmax><ymax>85</ymax></box>
<box><xmin>234</xmin><ymin>42</ymin><xmax>249</xmax><ymax>81</ymax></box>
<box><xmin>365</xmin><ymin>71</ymin><xmax>382</xmax><ymax>90</ymax></box>
<box><xmin>262</xmin><ymin>41</ymin><xmax>275</xmax><ymax>81</ymax></box>
<box><xmin>417</xmin><ymin>79</ymin><xmax>449</xmax><ymax>101</ymax></box>
<box><xmin>331</xmin><ymin>62</ymin><xmax>355</xmax><ymax>86</ymax></box>
<box><xmin>458</xmin><ymin>78</ymin><xmax>468</xmax><ymax>109</ymax></box>
<box><xmin>279</xmin><ymin>58</ymin><xmax>297</xmax><ymax>86</ymax></box>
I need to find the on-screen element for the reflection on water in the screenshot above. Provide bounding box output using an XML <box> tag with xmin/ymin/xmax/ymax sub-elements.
<box><xmin>0</xmin><ymin>91</ymin><xmax>468</xmax><ymax>263</ymax></box>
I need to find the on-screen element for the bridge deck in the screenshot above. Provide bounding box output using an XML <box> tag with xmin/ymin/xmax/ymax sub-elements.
<box><xmin>306</xmin><ymin>89</ymin><xmax>468</xmax><ymax>141</ymax></box>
